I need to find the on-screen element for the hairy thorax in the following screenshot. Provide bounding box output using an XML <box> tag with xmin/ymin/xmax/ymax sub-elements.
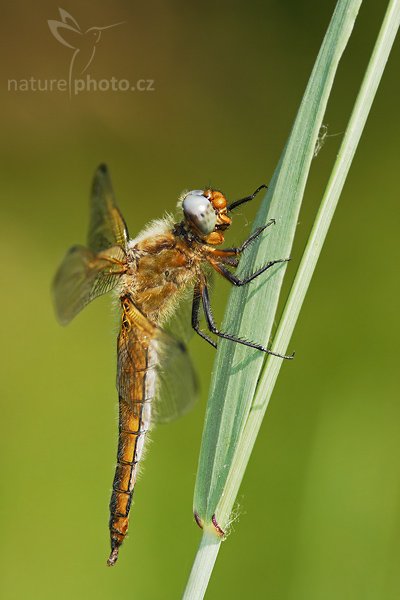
<box><xmin>120</xmin><ymin>229</ymin><xmax>200</xmax><ymax>325</ymax></box>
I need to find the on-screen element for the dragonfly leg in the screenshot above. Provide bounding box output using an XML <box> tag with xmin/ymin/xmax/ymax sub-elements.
<box><xmin>212</xmin><ymin>220</ymin><xmax>276</xmax><ymax>260</ymax></box>
<box><xmin>199</xmin><ymin>276</ymin><xmax>293</xmax><ymax>359</ymax></box>
<box><xmin>227</xmin><ymin>184</ymin><xmax>268</xmax><ymax>211</ymax></box>
<box><xmin>237</xmin><ymin>220</ymin><xmax>275</xmax><ymax>252</ymax></box>
<box><xmin>211</xmin><ymin>257</ymin><xmax>290</xmax><ymax>286</ymax></box>
<box><xmin>191</xmin><ymin>282</ymin><xmax>217</xmax><ymax>349</ymax></box>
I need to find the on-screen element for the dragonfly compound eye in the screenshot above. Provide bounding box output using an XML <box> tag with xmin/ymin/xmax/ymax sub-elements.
<box><xmin>182</xmin><ymin>191</ymin><xmax>217</xmax><ymax>235</ymax></box>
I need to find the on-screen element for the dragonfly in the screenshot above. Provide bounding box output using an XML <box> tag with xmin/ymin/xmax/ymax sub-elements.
<box><xmin>53</xmin><ymin>164</ymin><xmax>292</xmax><ymax>567</ymax></box>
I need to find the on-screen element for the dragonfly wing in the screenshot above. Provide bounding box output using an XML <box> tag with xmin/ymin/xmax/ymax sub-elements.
<box><xmin>153</xmin><ymin>270</ymin><xmax>215</xmax><ymax>422</ymax></box>
<box><xmin>53</xmin><ymin>244</ymin><xmax>125</xmax><ymax>325</ymax></box>
<box><xmin>117</xmin><ymin>296</ymin><xmax>198</xmax><ymax>425</ymax></box>
<box><xmin>162</xmin><ymin>287</ymin><xmax>194</xmax><ymax>346</ymax></box>
<box><xmin>53</xmin><ymin>165</ymin><xmax>129</xmax><ymax>325</ymax></box>
<box><xmin>162</xmin><ymin>265</ymin><xmax>215</xmax><ymax>346</ymax></box>
<box><xmin>153</xmin><ymin>330</ymin><xmax>198</xmax><ymax>424</ymax></box>
<box><xmin>88</xmin><ymin>164</ymin><xmax>129</xmax><ymax>253</ymax></box>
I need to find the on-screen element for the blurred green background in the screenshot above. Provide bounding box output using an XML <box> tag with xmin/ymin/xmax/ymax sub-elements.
<box><xmin>1</xmin><ymin>1</ymin><xmax>399</xmax><ymax>598</ymax></box>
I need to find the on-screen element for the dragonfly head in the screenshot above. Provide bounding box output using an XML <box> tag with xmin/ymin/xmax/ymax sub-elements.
<box><xmin>182</xmin><ymin>189</ymin><xmax>232</xmax><ymax>245</ymax></box>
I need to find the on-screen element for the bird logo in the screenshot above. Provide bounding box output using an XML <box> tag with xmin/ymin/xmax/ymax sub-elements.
<box><xmin>48</xmin><ymin>8</ymin><xmax>124</xmax><ymax>96</ymax></box>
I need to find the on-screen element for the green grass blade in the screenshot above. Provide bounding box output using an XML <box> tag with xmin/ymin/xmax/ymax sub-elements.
<box><xmin>182</xmin><ymin>532</ymin><xmax>221</xmax><ymax>600</ymax></box>
<box><xmin>194</xmin><ymin>0</ymin><xmax>362</xmax><ymax>530</ymax></box>
<box><xmin>216</xmin><ymin>0</ymin><xmax>400</xmax><ymax>527</ymax></box>
<box><xmin>184</xmin><ymin>1</ymin><xmax>399</xmax><ymax>598</ymax></box>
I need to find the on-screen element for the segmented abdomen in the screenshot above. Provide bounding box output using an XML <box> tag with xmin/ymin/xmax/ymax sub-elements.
<box><xmin>107</xmin><ymin>297</ymin><xmax>157</xmax><ymax>566</ymax></box>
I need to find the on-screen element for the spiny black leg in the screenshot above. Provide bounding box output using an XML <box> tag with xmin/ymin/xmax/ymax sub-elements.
<box><xmin>220</xmin><ymin>220</ymin><xmax>276</xmax><ymax>255</ymax></box>
<box><xmin>239</xmin><ymin>220</ymin><xmax>275</xmax><ymax>252</ymax></box>
<box><xmin>215</xmin><ymin>258</ymin><xmax>290</xmax><ymax>286</ymax></box>
<box><xmin>200</xmin><ymin>278</ymin><xmax>293</xmax><ymax>360</ymax></box>
<box><xmin>227</xmin><ymin>184</ymin><xmax>268</xmax><ymax>212</ymax></box>
<box><xmin>191</xmin><ymin>282</ymin><xmax>217</xmax><ymax>349</ymax></box>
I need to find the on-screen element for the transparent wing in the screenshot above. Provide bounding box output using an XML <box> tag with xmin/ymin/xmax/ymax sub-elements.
<box><xmin>53</xmin><ymin>164</ymin><xmax>129</xmax><ymax>325</ymax></box>
<box><xmin>153</xmin><ymin>330</ymin><xmax>198</xmax><ymax>424</ymax></box>
<box><xmin>88</xmin><ymin>164</ymin><xmax>129</xmax><ymax>253</ymax></box>
<box><xmin>151</xmin><ymin>289</ymin><xmax>198</xmax><ymax>423</ymax></box>
<box><xmin>162</xmin><ymin>287</ymin><xmax>194</xmax><ymax>346</ymax></box>
<box><xmin>53</xmin><ymin>245</ymin><xmax>125</xmax><ymax>325</ymax></box>
<box><xmin>117</xmin><ymin>297</ymin><xmax>198</xmax><ymax>425</ymax></box>
<box><xmin>162</xmin><ymin>267</ymin><xmax>214</xmax><ymax>346</ymax></box>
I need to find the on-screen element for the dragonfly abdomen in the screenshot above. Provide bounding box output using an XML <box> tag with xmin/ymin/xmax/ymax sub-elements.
<box><xmin>107</xmin><ymin>329</ymin><xmax>157</xmax><ymax>566</ymax></box>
